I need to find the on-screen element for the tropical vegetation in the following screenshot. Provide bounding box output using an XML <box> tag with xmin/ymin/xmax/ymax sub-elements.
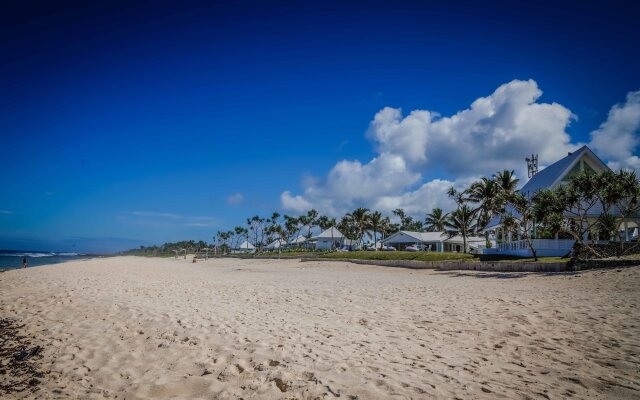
<box><xmin>124</xmin><ymin>167</ymin><xmax>639</xmax><ymax>261</ymax></box>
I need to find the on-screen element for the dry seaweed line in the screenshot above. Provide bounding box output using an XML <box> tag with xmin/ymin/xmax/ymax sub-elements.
<box><xmin>0</xmin><ymin>318</ymin><xmax>46</xmax><ymax>396</ymax></box>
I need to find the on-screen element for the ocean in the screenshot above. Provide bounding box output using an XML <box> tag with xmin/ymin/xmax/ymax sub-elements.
<box><xmin>0</xmin><ymin>250</ymin><xmax>93</xmax><ymax>270</ymax></box>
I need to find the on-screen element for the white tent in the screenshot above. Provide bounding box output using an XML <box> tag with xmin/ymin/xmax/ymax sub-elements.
<box><xmin>235</xmin><ymin>240</ymin><xmax>255</xmax><ymax>253</ymax></box>
<box><xmin>265</xmin><ymin>239</ymin><xmax>286</xmax><ymax>250</ymax></box>
<box><xmin>290</xmin><ymin>235</ymin><xmax>307</xmax><ymax>245</ymax></box>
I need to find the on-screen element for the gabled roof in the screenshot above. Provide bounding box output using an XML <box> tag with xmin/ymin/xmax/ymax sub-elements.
<box><xmin>383</xmin><ymin>231</ymin><xmax>447</xmax><ymax>243</ymax></box>
<box><xmin>383</xmin><ymin>230</ymin><xmax>486</xmax><ymax>244</ymax></box>
<box><xmin>265</xmin><ymin>239</ymin><xmax>286</xmax><ymax>249</ymax></box>
<box><xmin>236</xmin><ymin>240</ymin><xmax>255</xmax><ymax>249</ymax></box>
<box><xmin>290</xmin><ymin>235</ymin><xmax>307</xmax><ymax>244</ymax></box>
<box><xmin>485</xmin><ymin>145</ymin><xmax>610</xmax><ymax>230</ymax></box>
<box><xmin>312</xmin><ymin>227</ymin><xmax>345</xmax><ymax>239</ymax></box>
<box><xmin>444</xmin><ymin>235</ymin><xmax>486</xmax><ymax>244</ymax></box>
<box><xmin>519</xmin><ymin>145</ymin><xmax>609</xmax><ymax>195</ymax></box>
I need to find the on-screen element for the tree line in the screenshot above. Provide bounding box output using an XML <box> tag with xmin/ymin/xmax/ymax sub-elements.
<box><xmin>124</xmin><ymin>169</ymin><xmax>639</xmax><ymax>260</ymax></box>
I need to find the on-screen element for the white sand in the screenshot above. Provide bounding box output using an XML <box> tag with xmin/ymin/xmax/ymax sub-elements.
<box><xmin>1</xmin><ymin>256</ymin><xmax>639</xmax><ymax>399</ymax></box>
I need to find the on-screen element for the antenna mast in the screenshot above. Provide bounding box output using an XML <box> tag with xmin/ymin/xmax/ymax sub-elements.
<box><xmin>526</xmin><ymin>154</ymin><xmax>538</xmax><ymax>178</ymax></box>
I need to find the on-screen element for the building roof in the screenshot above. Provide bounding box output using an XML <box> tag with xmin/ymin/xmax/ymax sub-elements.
<box><xmin>518</xmin><ymin>145</ymin><xmax>608</xmax><ymax>195</ymax></box>
<box><xmin>383</xmin><ymin>230</ymin><xmax>486</xmax><ymax>245</ymax></box>
<box><xmin>485</xmin><ymin>145</ymin><xmax>610</xmax><ymax>230</ymax></box>
<box><xmin>312</xmin><ymin>227</ymin><xmax>345</xmax><ymax>240</ymax></box>
<box><xmin>265</xmin><ymin>239</ymin><xmax>286</xmax><ymax>249</ymax></box>
<box><xmin>382</xmin><ymin>231</ymin><xmax>445</xmax><ymax>243</ymax></box>
<box><xmin>290</xmin><ymin>235</ymin><xmax>307</xmax><ymax>244</ymax></box>
<box><xmin>236</xmin><ymin>240</ymin><xmax>255</xmax><ymax>249</ymax></box>
<box><xmin>445</xmin><ymin>235</ymin><xmax>486</xmax><ymax>244</ymax></box>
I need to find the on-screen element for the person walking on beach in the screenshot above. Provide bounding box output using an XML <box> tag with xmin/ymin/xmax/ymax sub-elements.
<box><xmin>22</xmin><ymin>256</ymin><xmax>28</xmax><ymax>268</ymax></box>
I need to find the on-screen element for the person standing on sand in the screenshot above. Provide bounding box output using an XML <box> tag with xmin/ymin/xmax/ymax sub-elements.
<box><xmin>22</xmin><ymin>256</ymin><xmax>28</xmax><ymax>268</ymax></box>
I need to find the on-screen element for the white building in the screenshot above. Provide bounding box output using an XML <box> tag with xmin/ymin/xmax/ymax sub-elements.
<box><xmin>483</xmin><ymin>145</ymin><xmax>637</xmax><ymax>257</ymax></box>
<box><xmin>382</xmin><ymin>231</ymin><xmax>488</xmax><ymax>253</ymax></box>
<box><xmin>310</xmin><ymin>227</ymin><xmax>345</xmax><ymax>250</ymax></box>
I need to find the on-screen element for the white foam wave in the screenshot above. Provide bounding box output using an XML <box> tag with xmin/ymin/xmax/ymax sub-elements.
<box><xmin>0</xmin><ymin>252</ymin><xmax>81</xmax><ymax>258</ymax></box>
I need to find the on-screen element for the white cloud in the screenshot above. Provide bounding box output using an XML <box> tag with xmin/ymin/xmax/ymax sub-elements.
<box><xmin>0</xmin><ymin>210</ymin><xmax>14</xmax><ymax>215</ymax></box>
<box><xmin>589</xmin><ymin>90</ymin><xmax>640</xmax><ymax>171</ymax></box>
<box><xmin>129</xmin><ymin>211</ymin><xmax>217</xmax><ymax>228</ymax></box>
<box><xmin>185</xmin><ymin>222</ymin><xmax>216</xmax><ymax>227</ymax></box>
<box><xmin>281</xmin><ymin>80</ymin><xmax>639</xmax><ymax>217</ymax></box>
<box><xmin>226</xmin><ymin>193</ymin><xmax>244</xmax><ymax>205</ymax></box>
<box><xmin>366</xmin><ymin>79</ymin><xmax>579</xmax><ymax>177</ymax></box>
<box><xmin>280</xmin><ymin>191</ymin><xmax>313</xmax><ymax>214</ymax></box>
<box><xmin>372</xmin><ymin>178</ymin><xmax>465</xmax><ymax>216</ymax></box>
<box><xmin>131</xmin><ymin>211</ymin><xmax>182</xmax><ymax>219</ymax></box>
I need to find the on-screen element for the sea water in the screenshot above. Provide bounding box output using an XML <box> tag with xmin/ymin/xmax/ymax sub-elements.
<box><xmin>0</xmin><ymin>250</ymin><xmax>93</xmax><ymax>270</ymax></box>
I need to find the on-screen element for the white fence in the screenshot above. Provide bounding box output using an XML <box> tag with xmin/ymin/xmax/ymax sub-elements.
<box><xmin>485</xmin><ymin>239</ymin><xmax>575</xmax><ymax>257</ymax></box>
<box><xmin>497</xmin><ymin>239</ymin><xmax>575</xmax><ymax>252</ymax></box>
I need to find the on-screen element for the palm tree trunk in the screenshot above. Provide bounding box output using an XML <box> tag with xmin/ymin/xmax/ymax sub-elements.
<box><xmin>331</xmin><ymin>229</ymin><xmax>334</xmax><ymax>251</ymax></box>
<box><xmin>373</xmin><ymin>229</ymin><xmax>377</xmax><ymax>251</ymax></box>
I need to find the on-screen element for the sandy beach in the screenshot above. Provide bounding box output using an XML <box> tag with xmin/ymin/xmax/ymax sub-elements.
<box><xmin>1</xmin><ymin>256</ymin><xmax>639</xmax><ymax>399</ymax></box>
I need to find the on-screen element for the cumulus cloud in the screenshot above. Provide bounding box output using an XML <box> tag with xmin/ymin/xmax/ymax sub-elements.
<box><xmin>367</xmin><ymin>79</ymin><xmax>579</xmax><ymax>177</ymax></box>
<box><xmin>280</xmin><ymin>191</ymin><xmax>313</xmax><ymax>213</ymax></box>
<box><xmin>226</xmin><ymin>193</ymin><xmax>244</xmax><ymax>205</ymax></box>
<box><xmin>281</xmin><ymin>80</ymin><xmax>639</xmax><ymax>217</ymax></box>
<box><xmin>589</xmin><ymin>90</ymin><xmax>640</xmax><ymax>172</ymax></box>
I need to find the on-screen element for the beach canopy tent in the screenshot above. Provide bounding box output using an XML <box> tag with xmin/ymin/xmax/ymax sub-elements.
<box><xmin>196</xmin><ymin>247</ymin><xmax>212</xmax><ymax>259</ymax></box>
<box><xmin>234</xmin><ymin>241</ymin><xmax>255</xmax><ymax>253</ymax></box>
<box><xmin>382</xmin><ymin>231</ymin><xmax>488</xmax><ymax>253</ymax></box>
<box><xmin>289</xmin><ymin>235</ymin><xmax>307</xmax><ymax>245</ymax></box>
<box><xmin>265</xmin><ymin>239</ymin><xmax>286</xmax><ymax>250</ymax></box>
<box><xmin>173</xmin><ymin>248</ymin><xmax>187</xmax><ymax>259</ymax></box>
<box><xmin>310</xmin><ymin>227</ymin><xmax>345</xmax><ymax>250</ymax></box>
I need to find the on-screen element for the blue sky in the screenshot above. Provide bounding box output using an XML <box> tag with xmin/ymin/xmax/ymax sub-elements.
<box><xmin>1</xmin><ymin>0</ymin><xmax>639</xmax><ymax>253</ymax></box>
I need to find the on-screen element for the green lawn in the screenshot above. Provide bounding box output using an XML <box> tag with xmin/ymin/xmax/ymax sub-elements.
<box><xmin>249</xmin><ymin>251</ymin><xmax>322</xmax><ymax>258</ymax></box>
<box><xmin>317</xmin><ymin>251</ymin><xmax>476</xmax><ymax>262</ymax></box>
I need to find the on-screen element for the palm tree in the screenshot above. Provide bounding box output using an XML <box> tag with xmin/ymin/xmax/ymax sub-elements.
<box><xmin>284</xmin><ymin>215</ymin><xmax>300</xmax><ymax>247</ymax></box>
<box><xmin>304</xmin><ymin>209</ymin><xmax>319</xmax><ymax>249</ymax></box>
<box><xmin>494</xmin><ymin>169</ymin><xmax>520</xmax><ymax>194</ymax></box>
<box><xmin>345</xmin><ymin>207</ymin><xmax>370</xmax><ymax>248</ymax></box>
<box><xmin>467</xmin><ymin>177</ymin><xmax>501</xmax><ymax>230</ymax></box>
<box><xmin>379</xmin><ymin>216</ymin><xmax>392</xmax><ymax>242</ymax></box>
<box><xmin>338</xmin><ymin>215</ymin><xmax>356</xmax><ymax>243</ymax></box>
<box><xmin>233</xmin><ymin>226</ymin><xmax>246</xmax><ymax>250</ymax></box>
<box><xmin>367</xmin><ymin>211</ymin><xmax>383</xmax><ymax>250</ymax></box>
<box><xmin>447</xmin><ymin>186</ymin><xmax>467</xmax><ymax>206</ymax></box>
<box><xmin>443</xmin><ymin>205</ymin><xmax>476</xmax><ymax>253</ymax></box>
<box><xmin>392</xmin><ymin>208</ymin><xmax>422</xmax><ymax>231</ymax></box>
<box><xmin>425</xmin><ymin>208</ymin><xmax>448</xmax><ymax>232</ymax></box>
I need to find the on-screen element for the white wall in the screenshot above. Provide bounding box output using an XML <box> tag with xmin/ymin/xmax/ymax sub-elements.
<box><xmin>315</xmin><ymin>238</ymin><xmax>343</xmax><ymax>250</ymax></box>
